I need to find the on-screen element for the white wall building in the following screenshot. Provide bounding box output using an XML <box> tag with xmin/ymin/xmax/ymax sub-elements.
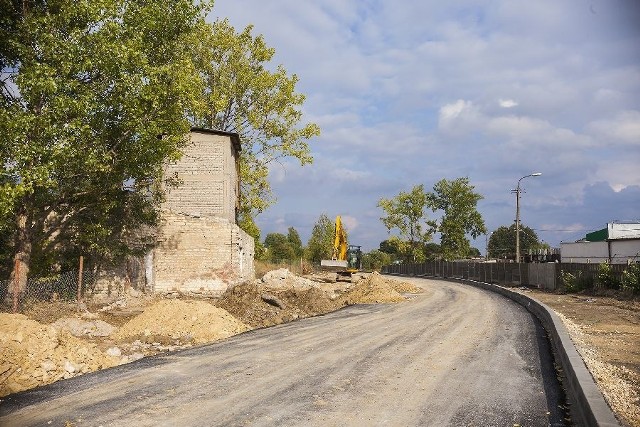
<box><xmin>560</xmin><ymin>222</ymin><xmax>640</xmax><ymax>264</ymax></box>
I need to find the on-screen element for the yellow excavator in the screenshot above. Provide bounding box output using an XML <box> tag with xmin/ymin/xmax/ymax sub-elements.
<box><xmin>320</xmin><ymin>216</ymin><xmax>362</xmax><ymax>275</ymax></box>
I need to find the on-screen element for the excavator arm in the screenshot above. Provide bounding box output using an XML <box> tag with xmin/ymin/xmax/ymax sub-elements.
<box><xmin>321</xmin><ymin>216</ymin><xmax>362</xmax><ymax>274</ymax></box>
<box><xmin>332</xmin><ymin>215</ymin><xmax>348</xmax><ymax>261</ymax></box>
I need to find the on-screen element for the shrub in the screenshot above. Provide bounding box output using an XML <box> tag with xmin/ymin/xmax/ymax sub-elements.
<box><xmin>560</xmin><ymin>271</ymin><xmax>581</xmax><ymax>293</ymax></box>
<box><xmin>560</xmin><ymin>270</ymin><xmax>594</xmax><ymax>293</ymax></box>
<box><xmin>595</xmin><ymin>263</ymin><xmax>621</xmax><ymax>290</ymax></box>
<box><xmin>621</xmin><ymin>263</ymin><xmax>640</xmax><ymax>294</ymax></box>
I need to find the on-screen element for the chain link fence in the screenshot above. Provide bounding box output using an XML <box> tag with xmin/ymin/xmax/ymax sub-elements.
<box><xmin>0</xmin><ymin>269</ymin><xmax>98</xmax><ymax>312</ymax></box>
<box><xmin>0</xmin><ymin>256</ymin><xmax>147</xmax><ymax>313</ymax></box>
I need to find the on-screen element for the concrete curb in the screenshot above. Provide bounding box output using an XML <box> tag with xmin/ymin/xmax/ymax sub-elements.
<box><xmin>389</xmin><ymin>274</ymin><xmax>621</xmax><ymax>427</ymax></box>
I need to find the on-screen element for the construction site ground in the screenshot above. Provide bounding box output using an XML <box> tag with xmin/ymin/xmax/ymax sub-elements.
<box><xmin>0</xmin><ymin>271</ymin><xmax>638</xmax><ymax>426</ymax></box>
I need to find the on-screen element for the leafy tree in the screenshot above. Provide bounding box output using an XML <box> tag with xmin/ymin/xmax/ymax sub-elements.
<box><xmin>488</xmin><ymin>224</ymin><xmax>539</xmax><ymax>259</ymax></box>
<box><xmin>379</xmin><ymin>236</ymin><xmax>411</xmax><ymax>263</ymax></box>
<box><xmin>287</xmin><ymin>227</ymin><xmax>304</xmax><ymax>258</ymax></box>
<box><xmin>378</xmin><ymin>185</ymin><xmax>435</xmax><ymax>262</ymax></box>
<box><xmin>468</xmin><ymin>247</ymin><xmax>482</xmax><ymax>257</ymax></box>
<box><xmin>0</xmin><ymin>0</ymin><xmax>209</xmax><ymax>295</ymax></box>
<box><xmin>192</xmin><ymin>19</ymin><xmax>320</xmax><ymax>222</ymax></box>
<box><xmin>621</xmin><ymin>264</ymin><xmax>640</xmax><ymax>294</ymax></box>
<box><xmin>423</xmin><ymin>242</ymin><xmax>443</xmax><ymax>261</ymax></box>
<box><xmin>428</xmin><ymin>177</ymin><xmax>486</xmax><ymax>260</ymax></box>
<box><xmin>379</xmin><ymin>238</ymin><xmax>402</xmax><ymax>256</ymax></box>
<box><xmin>595</xmin><ymin>263</ymin><xmax>620</xmax><ymax>290</ymax></box>
<box><xmin>238</xmin><ymin>214</ymin><xmax>265</xmax><ymax>260</ymax></box>
<box><xmin>264</xmin><ymin>232</ymin><xmax>295</xmax><ymax>262</ymax></box>
<box><xmin>305</xmin><ymin>214</ymin><xmax>334</xmax><ymax>263</ymax></box>
<box><xmin>362</xmin><ymin>250</ymin><xmax>392</xmax><ymax>271</ymax></box>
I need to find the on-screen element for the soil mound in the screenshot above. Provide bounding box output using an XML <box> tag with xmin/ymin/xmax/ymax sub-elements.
<box><xmin>113</xmin><ymin>300</ymin><xmax>250</xmax><ymax>344</ymax></box>
<box><xmin>338</xmin><ymin>273</ymin><xmax>416</xmax><ymax>305</ymax></box>
<box><xmin>215</xmin><ymin>281</ymin><xmax>343</xmax><ymax>328</ymax></box>
<box><xmin>0</xmin><ymin>313</ymin><xmax>119</xmax><ymax>397</ymax></box>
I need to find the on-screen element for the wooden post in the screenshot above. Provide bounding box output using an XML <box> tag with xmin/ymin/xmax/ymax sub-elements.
<box><xmin>12</xmin><ymin>259</ymin><xmax>20</xmax><ymax>313</ymax></box>
<box><xmin>77</xmin><ymin>255</ymin><xmax>84</xmax><ymax>302</ymax></box>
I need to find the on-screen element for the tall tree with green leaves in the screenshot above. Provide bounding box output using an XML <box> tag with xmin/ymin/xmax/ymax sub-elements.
<box><xmin>305</xmin><ymin>214</ymin><xmax>335</xmax><ymax>263</ymax></box>
<box><xmin>263</xmin><ymin>232</ymin><xmax>295</xmax><ymax>262</ymax></box>
<box><xmin>488</xmin><ymin>224</ymin><xmax>539</xmax><ymax>259</ymax></box>
<box><xmin>378</xmin><ymin>185</ymin><xmax>435</xmax><ymax>262</ymax></box>
<box><xmin>0</xmin><ymin>0</ymin><xmax>210</xmax><ymax>295</ymax></box>
<box><xmin>427</xmin><ymin>177</ymin><xmax>486</xmax><ymax>260</ymax></box>
<box><xmin>287</xmin><ymin>227</ymin><xmax>304</xmax><ymax>258</ymax></box>
<box><xmin>192</xmin><ymin>19</ymin><xmax>320</xmax><ymax>224</ymax></box>
<box><xmin>362</xmin><ymin>250</ymin><xmax>392</xmax><ymax>271</ymax></box>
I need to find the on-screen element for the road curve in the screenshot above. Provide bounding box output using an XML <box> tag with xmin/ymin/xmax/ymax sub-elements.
<box><xmin>0</xmin><ymin>278</ymin><xmax>567</xmax><ymax>426</ymax></box>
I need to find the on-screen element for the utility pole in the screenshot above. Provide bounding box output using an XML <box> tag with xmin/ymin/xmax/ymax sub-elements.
<box><xmin>513</xmin><ymin>173</ymin><xmax>542</xmax><ymax>262</ymax></box>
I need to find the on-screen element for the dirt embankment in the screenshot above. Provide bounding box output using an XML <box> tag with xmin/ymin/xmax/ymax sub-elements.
<box><xmin>0</xmin><ymin>272</ymin><xmax>420</xmax><ymax>397</ymax></box>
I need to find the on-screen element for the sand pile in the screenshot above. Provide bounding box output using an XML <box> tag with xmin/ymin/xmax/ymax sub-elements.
<box><xmin>338</xmin><ymin>273</ymin><xmax>420</xmax><ymax>305</ymax></box>
<box><xmin>113</xmin><ymin>300</ymin><xmax>250</xmax><ymax>344</ymax></box>
<box><xmin>0</xmin><ymin>313</ymin><xmax>119</xmax><ymax>397</ymax></box>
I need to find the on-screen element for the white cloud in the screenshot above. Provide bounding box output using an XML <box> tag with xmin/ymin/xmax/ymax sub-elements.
<box><xmin>438</xmin><ymin>100</ymin><xmax>478</xmax><ymax>131</ymax></box>
<box><xmin>340</xmin><ymin>215</ymin><xmax>359</xmax><ymax>233</ymax></box>
<box><xmin>587</xmin><ymin>110</ymin><xmax>640</xmax><ymax>145</ymax></box>
<box><xmin>499</xmin><ymin>99</ymin><xmax>518</xmax><ymax>108</ymax></box>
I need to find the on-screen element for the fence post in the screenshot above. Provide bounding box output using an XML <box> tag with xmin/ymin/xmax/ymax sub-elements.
<box><xmin>12</xmin><ymin>259</ymin><xmax>20</xmax><ymax>313</ymax></box>
<box><xmin>77</xmin><ymin>255</ymin><xmax>84</xmax><ymax>302</ymax></box>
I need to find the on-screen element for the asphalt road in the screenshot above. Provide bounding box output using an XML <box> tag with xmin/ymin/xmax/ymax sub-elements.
<box><xmin>0</xmin><ymin>277</ymin><xmax>568</xmax><ymax>426</ymax></box>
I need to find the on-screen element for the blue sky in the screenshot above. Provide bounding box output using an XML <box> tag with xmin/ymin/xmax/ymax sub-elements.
<box><xmin>211</xmin><ymin>0</ymin><xmax>640</xmax><ymax>253</ymax></box>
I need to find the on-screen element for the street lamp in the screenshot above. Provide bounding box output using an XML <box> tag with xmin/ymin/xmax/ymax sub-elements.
<box><xmin>513</xmin><ymin>173</ymin><xmax>541</xmax><ymax>263</ymax></box>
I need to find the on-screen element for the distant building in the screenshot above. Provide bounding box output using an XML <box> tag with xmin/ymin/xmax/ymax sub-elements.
<box><xmin>560</xmin><ymin>222</ymin><xmax>640</xmax><ymax>264</ymax></box>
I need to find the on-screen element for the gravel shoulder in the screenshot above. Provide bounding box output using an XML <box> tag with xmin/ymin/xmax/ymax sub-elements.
<box><xmin>516</xmin><ymin>288</ymin><xmax>640</xmax><ymax>427</ymax></box>
<box><xmin>1</xmin><ymin>277</ymin><xmax>566</xmax><ymax>427</ymax></box>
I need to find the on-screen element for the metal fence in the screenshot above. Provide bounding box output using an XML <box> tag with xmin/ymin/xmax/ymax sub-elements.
<box><xmin>0</xmin><ymin>269</ymin><xmax>100</xmax><ymax>312</ymax></box>
<box><xmin>0</xmin><ymin>257</ymin><xmax>149</xmax><ymax>313</ymax></box>
<box><xmin>382</xmin><ymin>261</ymin><xmax>627</xmax><ymax>290</ymax></box>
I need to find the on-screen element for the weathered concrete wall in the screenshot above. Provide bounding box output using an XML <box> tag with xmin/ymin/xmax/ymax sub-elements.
<box><xmin>152</xmin><ymin>212</ymin><xmax>254</xmax><ymax>296</ymax></box>
<box><xmin>163</xmin><ymin>130</ymin><xmax>239</xmax><ymax>223</ymax></box>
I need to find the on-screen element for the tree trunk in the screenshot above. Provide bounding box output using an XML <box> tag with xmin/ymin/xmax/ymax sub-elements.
<box><xmin>7</xmin><ymin>209</ymin><xmax>33</xmax><ymax>305</ymax></box>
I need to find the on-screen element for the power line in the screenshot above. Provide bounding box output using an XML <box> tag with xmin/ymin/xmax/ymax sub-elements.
<box><xmin>534</xmin><ymin>229</ymin><xmax>588</xmax><ymax>232</ymax></box>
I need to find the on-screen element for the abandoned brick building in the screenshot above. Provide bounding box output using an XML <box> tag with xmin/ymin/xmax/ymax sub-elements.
<box><xmin>96</xmin><ymin>128</ymin><xmax>255</xmax><ymax>296</ymax></box>
<box><xmin>151</xmin><ymin>128</ymin><xmax>255</xmax><ymax>294</ymax></box>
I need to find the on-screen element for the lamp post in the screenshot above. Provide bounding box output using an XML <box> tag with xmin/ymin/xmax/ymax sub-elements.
<box><xmin>514</xmin><ymin>173</ymin><xmax>541</xmax><ymax>263</ymax></box>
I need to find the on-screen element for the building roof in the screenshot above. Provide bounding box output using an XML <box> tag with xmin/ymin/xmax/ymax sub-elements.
<box><xmin>190</xmin><ymin>127</ymin><xmax>242</xmax><ymax>152</ymax></box>
<box><xmin>584</xmin><ymin>222</ymin><xmax>640</xmax><ymax>242</ymax></box>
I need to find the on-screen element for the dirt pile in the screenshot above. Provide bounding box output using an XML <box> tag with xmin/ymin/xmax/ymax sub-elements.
<box><xmin>337</xmin><ymin>272</ymin><xmax>420</xmax><ymax>305</ymax></box>
<box><xmin>0</xmin><ymin>313</ymin><xmax>119</xmax><ymax>397</ymax></box>
<box><xmin>215</xmin><ymin>282</ymin><xmax>342</xmax><ymax>328</ymax></box>
<box><xmin>216</xmin><ymin>272</ymin><xmax>422</xmax><ymax>328</ymax></box>
<box><xmin>113</xmin><ymin>300</ymin><xmax>250</xmax><ymax>344</ymax></box>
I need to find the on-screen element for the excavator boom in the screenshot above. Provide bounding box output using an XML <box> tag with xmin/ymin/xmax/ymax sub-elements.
<box><xmin>320</xmin><ymin>216</ymin><xmax>362</xmax><ymax>273</ymax></box>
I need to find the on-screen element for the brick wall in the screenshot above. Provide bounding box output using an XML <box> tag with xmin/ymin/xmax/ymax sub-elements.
<box><xmin>152</xmin><ymin>212</ymin><xmax>254</xmax><ymax>295</ymax></box>
<box><xmin>162</xmin><ymin>130</ymin><xmax>239</xmax><ymax>223</ymax></box>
